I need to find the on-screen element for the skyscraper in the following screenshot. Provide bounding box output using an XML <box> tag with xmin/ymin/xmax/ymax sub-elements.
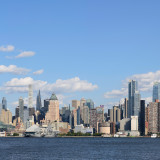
<box><xmin>45</xmin><ymin>93</ymin><xmax>59</xmax><ymax>123</ymax></box>
<box><xmin>2</xmin><ymin>97</ymin><xmax>7</xmax><ymax>110</ymax></box>
<box><xmin>148</xmin><ymin>101</ymin><xmax>160</xmax><ymax>133</ymax></box>
<box><xmin>28</xmin><ymin>84</ymin><xmax>33</xmax><ymax>108</ymax></box>
<box><xmin>134</xmin><ymin>91</ymin><xmax>141</xmax><ymax>117</ymax></box>
<box><xmin>36</xmin><ymin>90</ymin><xmax>42</xmax><ymax>111</ymax></box>
<box><xmin>19</xmin><ymin>97</ymin><xmax>24</xmax><ymax>122</ymax></box>
<box><xmin>140</xmin><ymin>100</ymin><xmax>145</xmax><ymax>136</ymax></box>
<box><xmin>128</xmin><ymin>80</ymin><xmax>138</xmax><ymax>118</ymax></box>
<box><xmin>72</xmin><ymin>100</ymin><xmax>80</xmax><ymax>110</ymax></box>
<box><xmin>153</xmin><ymin>82</ymin><xmax>160</xmax><ymax>102</ymax></box>
<box><xmin>86</xmin><ymin>99</ymin><xmax>94</xmax><ymax>109</ymax></box>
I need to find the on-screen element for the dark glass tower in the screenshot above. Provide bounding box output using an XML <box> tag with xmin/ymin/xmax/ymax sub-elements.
<box><xmin>36</xmin><ymin>90</ymin><xmax>42</xmax><ymax>111</ymax></box>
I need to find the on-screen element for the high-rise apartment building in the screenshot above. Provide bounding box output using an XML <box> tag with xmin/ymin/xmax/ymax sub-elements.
<box><xmin>153</xmin><ymin>82</ymin><xmax>160</xmax><ymax>102</ymax></box>
<box><xmin>80</xmin><ymin>98</ymin><xmax>86</xmax><ymax>122</ymax></box>
<box><xmin>45</xmin><ymin>93</ymin><xmax>59</xmax><ymax>123</ymax></box>
<box><xmin>83</xmin><ymin>106</ymin><xmax>89</xmax><ymax>126</ymax></box>
<box><xmin>128</xmin><ymin>80</ymin><xmax>138</xmax><ymax>118</ymax></box>
<box><xmin>140</xmin><ymin>100</ymin><xmax>145</xmax><ymax>136</ymax></box>
<box><xmin>148</xmin><ymin>102</ymin><xmax>160</xmax><ymax>133</ymax></box>
<box><xmin>36</xmin><ymin>90</ymin><xmax>42</xmax><ymax>111</ymax></box>
<box><xmin>19</xmin><ymin>97</ymin><xmax>24</xmax><ymax>122</ymax></box>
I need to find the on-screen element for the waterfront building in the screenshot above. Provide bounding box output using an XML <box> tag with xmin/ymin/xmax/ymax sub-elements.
<box><xmin>145</xmin><ymin>106</ymin><xmax>149</xmax><ymax>135</ymax></box>
<box><xmin>74</xmin><ymin>124</ymin><xmax>93</xmax><ymax>135</ymax></box>
<box><xmin>89</xmin><ymin>107</ymin><xmax>104</xmax><ymax>133</ymax></box>
<box><xmin>86</xmin><ymin>99</ymin><xmax>94</xmax><ymax>109</ymax></box>
<box><xmin>119</xmin><ymin>118</ymin><xmax>131</xmax><ymax>131</ymax></box>
<box><xmin>131</xmin><ymin>116</ymin><xmax>138</xmax><ymax>131</ymax></box>
<box><xmin>109</xmin><ymin>109</ymin><xmax>113</xmax><ymax>122</ymax></box>
<box><xmin>98</xmin><ymin>122</ymin><xmax>110</xmax><ymax>135</ymax></box>
<box><xmin>148</xmin><ymin>102</ymin><xmax>160</xmax><ymax>133</ymax></box>
<box><xmin>110</xmin><ymin>122</ymin><xmax>116</xmax><ymax>135</ymax></box>
<box><xmin>128</xmin><ymin>80</ymin><xmax>138</xmax><ymax>118</ymax></box>
<box><xmin>15</xmin><ymin>106</ymin><xmax>19</xmax><ymax>119</ymax></box>
<box><xmin>140</xmin><ymin>100</ymin><xmax>145</xmax><ymax>136</ymax></box>
<box><xmin>36</xmin><ymin>90</ymin><xmax>42</xmax><ymax>111</ymax></box>
<box><xmin>153</xmin><ymin>82</ymin><xmax>160</xmax><ymax>102</ymax></box>
<box><xmin>2</xmin><ymin>97</ymin><xmax>7</xmax><ymax>110</ymax></box>
<box><xmin>45</xmin><ymin>93</ymin><xmax>59</xmax><ymax>123</ymax></box>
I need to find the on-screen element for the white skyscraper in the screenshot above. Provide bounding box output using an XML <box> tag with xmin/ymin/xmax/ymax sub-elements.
<box><xmin>28</xmin><ymin>84</ymin><xmax>33</xmax><ymax>108</ymax></box>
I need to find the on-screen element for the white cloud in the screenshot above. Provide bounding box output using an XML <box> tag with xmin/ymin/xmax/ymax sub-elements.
<box><xmin>16</xmin><ymin>51</ymin><xmax>35</xmax><ymax>58</ymax></box>
<box><xmin>104</xmin><ymin>88</ymin><xmax>127</xmax><ymax>99</ymax></box>
<box><xmin>0</xmin><ymin>45</ymin><xmax>15</xmax><ymax>52</ymax></box>
<box><xmin>33</xmin><ymin>69</ymin><xmax>44</xmax><ymax>75</ymax></box>
<box><xmin>1</xmin><ymin>77</ymin><xmax>98</xmax><ymax>94</ymax></box>
<box><xmin>0</xmin><ymin>65</ymin><xmax>30</xmax><ymax>75</ymax></box>
<box><xmin>104</xmin><ymin>70</ymin><xmax>160</xmax><ymax>99</ymax></box>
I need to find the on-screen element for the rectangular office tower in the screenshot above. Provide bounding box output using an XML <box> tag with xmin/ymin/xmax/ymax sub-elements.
<box><xmin>153</xmin><ymin>82</ymin><xmax>160</xmax><ymax>102</ymax></box>
<box><xmin>128</xmin><ymin>80</ymin><xmax>138</xmax><ymax>118</ymax></box>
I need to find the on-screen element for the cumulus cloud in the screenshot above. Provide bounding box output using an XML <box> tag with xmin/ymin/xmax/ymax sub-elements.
<box><xmin>16</xmin><ymin>51</ymin><xmax>35</xmax><ymax>58</ymax></box>
<box><xmin>104</xmin><ymin>70</ymin><xmax>160</xmax><ymax>99</ymax></box>
<box><xmin>0</xmin><ymin>45</ymin><xmax>15</xmax><ymax>52</ymax></box>
<box><xmin>104</xmin><ymin>88</ymin><xmax>127</xmax><ymax>99</ymax></box>
<box><xmin>1</xmin><ymin>77</ymin><xmax>98</xmax><ymax>94</ymax></box>
<box><xmin>0</xmin><ymin>65</ymin><xmax>30</xmax><ymax>75</ymax></box>
<box><xmin>33</xmin><ymin>69</ymin><xmax>44</xmax><ymax>75</ymax></box>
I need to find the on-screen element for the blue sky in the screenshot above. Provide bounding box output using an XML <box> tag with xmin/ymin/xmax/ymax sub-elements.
<box><xmin>0</xmin><ymin>0</ymin><xmax>160</xmax><ymax>114</ymax></box>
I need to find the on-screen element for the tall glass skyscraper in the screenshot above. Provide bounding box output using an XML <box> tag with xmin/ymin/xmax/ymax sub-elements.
<box><xmin>153</xmin><ymin>82</ymin><xmax>160</xmax><ymax>102</ymax></box>
<box><xmin>85</xmin><ymin>99</ymin><xmax>94</xmax><ymax>109</ymax></box>
<box><xmin>128</xmin><ymin>80</ymin><xmax>138</xmax><ymax>118</ymax></box>
<box><xmin>19</xmin><ymin>97</ymin><xmax>24</xmax><ymax>122</ymax></box>
<box><xmin>36</xmin><ymin>90</ymin><xmax>42</xmax><ymax>111</ymax></box>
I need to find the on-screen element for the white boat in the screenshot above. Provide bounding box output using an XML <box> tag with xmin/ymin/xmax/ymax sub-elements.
<box><xmin>114</xmin><ymin>134</ymin><xmax>120</xmax><ymax>138</ymax></box>
<box><xmin>151</xmin><ymin>134</ymin><xmax>157</xmax><ymax>138</ymax></box>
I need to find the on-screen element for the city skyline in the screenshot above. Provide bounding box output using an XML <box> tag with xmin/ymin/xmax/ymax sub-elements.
<box><xmin>0</xmin><ymin>1</ymin><xmax>160</xmax><ymax>114</ymax></box>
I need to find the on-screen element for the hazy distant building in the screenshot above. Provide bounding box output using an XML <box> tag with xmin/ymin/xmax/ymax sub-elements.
<box><xmin>80</xmin><ymin>98</ymin><xmax>86</xmax><ymax>123</ymax></box>
<box><xmin>28</xmin><ymin>84</ymin><xmax>33</xmax><ymax>108</ymax></box>
<box><xmin>2</xmin><ymin>97</ymin><xmax>7</xmax><ymax>110</ymax></box>
<box><xmin>45</xmin><ymin>93</ymin><xmax>59</xmax><ymax>123</ymax></box>
<box><xmin>128</xmin><ymin>80</ymin><xmax>138</xmax><ymax>118</ymax></box>
<box><xmin>72</xmin><ymin>100</ymin><xmax>80</xmax><ymax>110</ymax></box>
<box><xmin>153</xmin><ymin>82</ymin><xmax>160</xmax><ymax>102</ymax></box>
<box><xmin>86</xmin><ymin>99</ymin><xmax>94</xmax><ymax>109</ymax></box>
<box><xmin>36</xmin><ymin>90</ymin><xmax>42</xmax><ymax>111</ymax></box>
